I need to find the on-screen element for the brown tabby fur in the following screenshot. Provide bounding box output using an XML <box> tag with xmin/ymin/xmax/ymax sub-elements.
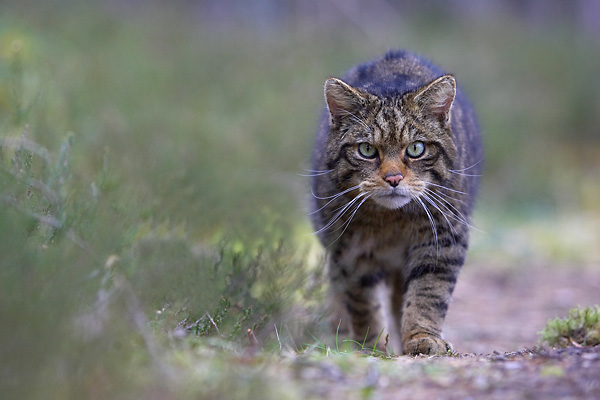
<box><xmin>310</xmin><ymin>51</ymin><xmax>483</xmax><ymax>355</ymax></box>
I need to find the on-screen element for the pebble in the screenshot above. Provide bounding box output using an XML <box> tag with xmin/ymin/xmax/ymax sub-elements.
<box><xmin>503</xmin><ymin>361</ymin><xmax>523</xmax><ymax>370</ymax></box>
<box><xmin>582</xmin><ymin>353</ymin><xmax>598</xmax><ymax>360</ymax></box>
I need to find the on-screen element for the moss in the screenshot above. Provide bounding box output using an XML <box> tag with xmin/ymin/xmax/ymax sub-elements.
<box><xmin>539</xmin><ymin>305</ymin><xmax>600</xmax><ymax>348</ymax></box>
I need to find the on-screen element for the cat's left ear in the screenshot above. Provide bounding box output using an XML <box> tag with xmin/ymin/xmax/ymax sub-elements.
<box><xmin>413</xmin><ymin>75</ymin><xmax>456</xmax><ymax>124</ymax></box>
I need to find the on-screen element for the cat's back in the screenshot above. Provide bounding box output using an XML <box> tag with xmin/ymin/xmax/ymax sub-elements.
<box><xmin>340</xmin><ymin>50</ymin><xmax>446</xmax><ymax>99</ymax></box>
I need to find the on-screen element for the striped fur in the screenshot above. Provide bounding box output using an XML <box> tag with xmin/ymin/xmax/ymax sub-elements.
<box><xmin>311</xmin><ymin>51</ymin><xmax>483</xmax><ymax>355</ymax></box>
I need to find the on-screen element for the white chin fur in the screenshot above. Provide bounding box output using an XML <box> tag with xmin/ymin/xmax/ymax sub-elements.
<box><xmin>372</xmin><ymin>194</ymin><xmax>411</xmax><ymax>210</ymax></box>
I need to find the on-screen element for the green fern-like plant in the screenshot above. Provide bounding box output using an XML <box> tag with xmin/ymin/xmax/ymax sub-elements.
<box><xmin>539</xmin><ymin>305</ymin><xmax>600</xmax><ymax>348</ymax></box>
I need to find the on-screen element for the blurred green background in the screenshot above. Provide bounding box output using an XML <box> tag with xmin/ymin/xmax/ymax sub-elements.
<box><xmin>1</xmin><ymin>0</ymin><xmax>599</xmax><ymax>398</ymax></box>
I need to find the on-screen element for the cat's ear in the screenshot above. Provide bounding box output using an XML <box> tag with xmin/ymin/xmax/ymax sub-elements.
<box><xmin>413</xmin><ymin>75</ymin><xmax>456</xmax><ymax>124</ymax></box>
<box><xmin>324</xmin><ymin>78</ymin><xmax>368</xmax><ymax>124</ymax></box>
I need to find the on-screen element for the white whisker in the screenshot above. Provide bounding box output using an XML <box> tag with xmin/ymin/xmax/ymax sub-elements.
<box><xmin>310</xmin><ymin>194</ymin><xmax>345</xmax><ymax>215</ymax></box>
<box><xmin>413</xmin><ymin>196</ymin><xmax>439</xmax><ymax>259</ymax></box>
<box><xmin>423</xmin><ymin>189</ymin><xmax>469</xmax><ymax>226</ymax></box>
<box><xmin>423</xmin><ymin>188</ymin><xmax>482</xmax><ymax>232</ymax></box>
<box><xmin>422</xmin><ymin>180</ymin><xmax>467</xmax><ymax>195</ymax></box>
<box><xmin>313</xmin><ymin>192</ymin><xmax>368</xmax><ymax>236</ymax></box>
<box><xmin>327</xmin><ymin>192</ymin><xmax>373</xmax><ymax>245</ymax></box>
<box><xmin>449</xmin><ymin>158</ymin><xmax>484</xmax><ymax>173</ymax></box>
<box><xmin>425</xmin><ymin>187</ymin><xmax>465</xmax><ymax>204</ymax></box>
<box><xmin>299</xmin><ymin>169</ymin><xmax>334</xmax><ymax>177</ymax></box>
<box><xmin>449</xmin><ymin>171</ymin><xmax>481</xmax><ymax>177</ymax></box>
<box><xmin>420</xmin><ymin>193</ymin><xmax>459</xmax><ymax>245</ymax></box>
<box><xmin>311</xmin><ymin>184</ymin><xmax>360</xmax><ymax>200</ymax></box>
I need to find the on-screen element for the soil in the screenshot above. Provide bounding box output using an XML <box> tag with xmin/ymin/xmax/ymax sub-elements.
<box><xmin>372</xmin><ymin>346</ymin><xmax>600</xmax><ymax>400</ymax></box>
<box><xmin>443</xmin><ymin>262</ymin><xmax>600</xmax><ymax>399</ymax></box>
<box><xmin>416</xmin><ymin>262</ymin><xmax>600</xmax><ymax>399</ymax></box>
<box><xmin>292</xmin><ymin>262</ymin><xmax>600</xmax><ymax>399</ymax></box>
<box><xmin>445</xmin><ymin>262</ymin><xmax>600</xmax><ymax>354</ymax></box>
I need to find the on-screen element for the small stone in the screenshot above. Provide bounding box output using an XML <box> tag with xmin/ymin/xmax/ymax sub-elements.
<box><xmin>503</xmin><ymin>361</ymin><xmax>522</xmax><ymax>370</ymax></box>
<box><xmin>582</xmin><ymin>353</ymin><xmax>598</xmax><ymax>360</ymax></box>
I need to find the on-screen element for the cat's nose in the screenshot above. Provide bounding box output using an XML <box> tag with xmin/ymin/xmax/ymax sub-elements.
<box><xmin>384</xmin><ymin>173</ymin><xmax>404</xmax><ymax>187</ymax></box>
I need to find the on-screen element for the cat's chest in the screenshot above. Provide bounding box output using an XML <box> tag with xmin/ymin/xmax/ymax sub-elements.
<box><xmin>334</xmin><ymin>224</ymin><xmax>410</xmax><ymax>269</ymax></box>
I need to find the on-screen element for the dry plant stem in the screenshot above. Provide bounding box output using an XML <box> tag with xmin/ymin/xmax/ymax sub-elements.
<box><xmin>247</xmin><ymin>328</ymin><xmax>260</xmax><ymax>349</ymax></box>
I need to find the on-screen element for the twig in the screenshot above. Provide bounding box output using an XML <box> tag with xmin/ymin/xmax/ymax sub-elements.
<box><xmin>205</xmin><ymin>312</ymin><xmax>220</xmax><ymax>333</ymax></box>
<box><xmin>112</xmin><ymin>272</ymin><xmax>172</xmax><ymax>379</ymax></box>
<box><xmin>1</xmin><ymin>136</ymin><xmax>52</xmax><ymax>164</ymax></box>
<box><xmin>274</xmin><ymin>324</ymin><xmax>282</xmax><ymax>351</ymax></box>
<box><xmin>569</xmin><ymin>338</ymin><xmax>583</xmax><ymax>348</ymax></box>
<box><xmin>1</xmin><ymin>195</ymin><xmax>62</xmax><ymax>228</ymax></box>
<box><xmin>247</xmin><ymin>328</ymin><xmax>260</xmax><ymax>349</ymax></box>
<box><xmin>1</xmin><ymin>195</ymin><xmax>92</xmax><ymax>253</ymax></box>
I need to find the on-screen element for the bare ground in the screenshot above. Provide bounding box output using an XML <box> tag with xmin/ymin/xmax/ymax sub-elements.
<box><xmin>289</xmin><ymin>262</ymin><xmax>600</xmax><ymax>399</ymax></box>
<box><xmin>446</xmin><ymin>262</ymin><xmax>600</xmax><ymax>354</ymax></box>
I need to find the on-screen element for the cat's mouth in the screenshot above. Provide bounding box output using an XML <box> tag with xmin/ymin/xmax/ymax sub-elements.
<box><xmin>372</xmin><ymin>188</ymin><xmax>412</xmax><ymax>210</ymax></box>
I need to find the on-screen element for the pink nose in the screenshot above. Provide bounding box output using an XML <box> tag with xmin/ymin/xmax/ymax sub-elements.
<box><xmin>384</xmin><ymin>173</ymin><xmax>404</xmax><ymax>187</ymax></box>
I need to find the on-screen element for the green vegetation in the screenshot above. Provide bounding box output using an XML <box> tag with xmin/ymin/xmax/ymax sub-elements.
<box><xmin>539</xmin><ymin>306</ymin><xmax>600</xmax><ymax>348</ymax></box>
<box><xmin>1</xmin><ymin>2</ymin><xmax>599</xmax><ymax>399</ymax></box>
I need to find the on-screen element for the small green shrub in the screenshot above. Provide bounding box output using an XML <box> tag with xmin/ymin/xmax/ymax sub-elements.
<box><xmin>539</xmin><ymin>305</ymin><xmax>600</xmax><ymax>348</ymax></box>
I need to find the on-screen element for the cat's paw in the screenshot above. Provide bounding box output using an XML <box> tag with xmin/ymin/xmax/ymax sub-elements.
<box><xmin>403</xmin><ymin>334</ymin><xmax>451</xmax><ymax>356</ymax></box>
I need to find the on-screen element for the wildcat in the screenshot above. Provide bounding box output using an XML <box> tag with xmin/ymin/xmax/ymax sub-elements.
<box><xmin>310</xmin><ymin>50</ymin><xmax>483</xmax><ymax>355</ymax></box>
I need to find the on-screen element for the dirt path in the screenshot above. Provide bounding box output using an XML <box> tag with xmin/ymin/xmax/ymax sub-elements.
<box><xmin>370</xmin><ymin>347</ymin><xmax>600</xmax><ymax>400</ymax></box>
<box><xmin>292</xmin><ymin>343</ymin><xmax>600</xmax><ymax>400</ymax></box>
<box><xmin>291</xmin><ymin>262</ymin><xmax>600</xmax><ymax>399</ymax></box>
<box><xmin>445</xmin><ymin>262</ymin><xmax>600</xmax><ymax>354</ymax></box>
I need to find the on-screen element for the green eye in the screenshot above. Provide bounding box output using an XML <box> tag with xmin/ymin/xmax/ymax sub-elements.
<box><xmin>358</xmin><ymin>143</ymin><xmax>378</xmax><ymax>159</ymax></box>
<box><xmin>406</xmin><ymin>141</ymin><xmax>425</xmax><ymax>158</ymax></box>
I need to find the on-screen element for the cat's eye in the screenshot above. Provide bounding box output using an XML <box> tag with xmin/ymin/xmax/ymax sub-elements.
<box><xmin>358</xmin><ymin>143</ymin><xmax>378</xmax><ymax>159</ymax></box>
<box><xmin>406</xmin><ymin>141</ymin><xmax>425</xmax><ymax>158</ymax></box>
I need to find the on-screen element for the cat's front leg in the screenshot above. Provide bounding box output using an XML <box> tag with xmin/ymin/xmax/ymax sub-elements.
<box><xmin>329</xmin><ymin>259</ymin><xmax>389</xmax><ymax>351</ymax></box>
<box><xmin>400</xmin><ymin>247</ymin><xmax>465</xmax><ymax>355</ymax></box>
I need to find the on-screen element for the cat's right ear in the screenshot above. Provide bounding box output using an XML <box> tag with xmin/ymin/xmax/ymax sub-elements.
<box><xmin>324</xmin><ymin>78</ymin><xmax>367</xmax><ymax>125</ymax></box>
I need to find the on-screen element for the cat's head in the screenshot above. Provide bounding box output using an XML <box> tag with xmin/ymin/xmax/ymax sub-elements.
<box><xmin>323</xmin><ymin>75</ymin><xmax>458</xmax><ymax>210</ymax></box>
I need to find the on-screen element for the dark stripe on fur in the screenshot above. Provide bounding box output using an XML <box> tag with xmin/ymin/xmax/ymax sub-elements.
<box><xmin>408</xmin><ymin>235</ymin><xmax>466</xmax><ymax>252</ymax></box>
<box><xmin>431</xmin><ymin>301</ymin><xmax>449</xmax><ymax>314</ymax></box>
<box><xmin>358</xmin><ymin>270</ymin><xmax>386</xmax><ymax>288</ymax></box>
<box><xmin>327</xmin><ymin>143</ymin><xmax>353</xmax><ymax>169</ymax></box>
<box><xmin>402</xmin><ymin>264</ymin><xmax>460</xmax><ymax>293</ymax></box>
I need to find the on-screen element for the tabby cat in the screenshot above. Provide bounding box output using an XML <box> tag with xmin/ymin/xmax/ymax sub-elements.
<box><xmin>310</xmin><ymin>50</ymin><xmax>483</xmax><ymax>355</ymax></box>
